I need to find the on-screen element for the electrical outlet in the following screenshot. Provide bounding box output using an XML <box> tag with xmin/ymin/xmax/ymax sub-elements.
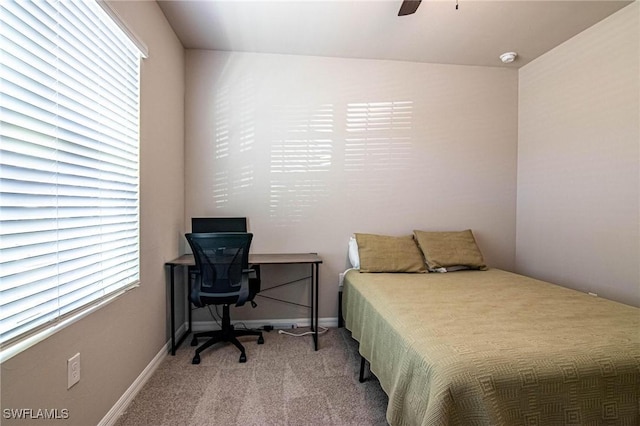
<box><xmin>67</xmin><ymin>353</ymin><xmax>80</xmax><ymax>389</ymax></box>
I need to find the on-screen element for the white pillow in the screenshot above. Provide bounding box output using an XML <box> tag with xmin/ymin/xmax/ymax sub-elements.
<box><xmin>348</xmin><ymin>236</ymin><xmax>360</xmax><ymax>269</ymax></box>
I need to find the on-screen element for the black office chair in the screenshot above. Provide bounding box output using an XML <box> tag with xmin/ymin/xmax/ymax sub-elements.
<box><xmin>185</xmin><ymin>232</ymin><xmax>264</xmax><ymax>364</ymax></box>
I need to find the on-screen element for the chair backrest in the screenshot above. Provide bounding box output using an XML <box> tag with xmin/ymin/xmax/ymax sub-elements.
<box><xmin>185</xmin><ymin>232</ymin><xmax>253</xmax><ymax>307</ymax></box>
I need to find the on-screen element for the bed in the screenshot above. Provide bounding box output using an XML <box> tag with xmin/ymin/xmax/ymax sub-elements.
<box><xmin>342</xmin><ymin>232</ymin><xmax>640</xmax><ymax>426</ymax></box>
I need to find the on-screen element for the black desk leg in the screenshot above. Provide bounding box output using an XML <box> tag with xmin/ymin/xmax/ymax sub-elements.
<box><xmin>170</xmin><ymin>265</ymin><xmax>176</xmax><ymax>355</ymax></box>
<box><xmin>309</xmin><ymin>263</ymin><xmax>314</xmax><ymax>333</ymax></box>
<box><xmin>314</xmin><ymin>263</ymin><xmax>319</xmax><ymax>351</ymax></box>
<box><xmin>169</xmin><ymin>264</ymin><xmax>192</xmax><ymax>356</ymax></box>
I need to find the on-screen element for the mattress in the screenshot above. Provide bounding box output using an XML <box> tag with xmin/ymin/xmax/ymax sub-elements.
<box><xmin>342</xmin><ymin>268</ymin><xmax>640</xmax><ymax>426</ymax></box>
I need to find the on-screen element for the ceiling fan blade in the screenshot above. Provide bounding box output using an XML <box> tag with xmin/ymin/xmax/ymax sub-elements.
<box><xmin>398</xmin><ymin>0</ymin><xmax>422</xmax><ymax>16</ymax></box>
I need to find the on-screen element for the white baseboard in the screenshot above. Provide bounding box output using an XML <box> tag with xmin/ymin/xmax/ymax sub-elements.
<box><xmin>191</xmin><ymin>316</ymin><xmax>338</xmax><ymax>332</ymax></box>
<box><xmin>98</xmin><ymin>342</ymin><xmax>168</xmax><ymax>426</ymax></box>
<box><xmin>100</xmin><ymin>316</ymin><xmax>338</xmax><ymax>425</ymax></box>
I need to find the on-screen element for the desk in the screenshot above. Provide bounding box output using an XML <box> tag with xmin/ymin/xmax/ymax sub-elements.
<box><xmin>165</xmin><ymin>253</ymin><xmax>323</xmax><ymax>355</ymax></box>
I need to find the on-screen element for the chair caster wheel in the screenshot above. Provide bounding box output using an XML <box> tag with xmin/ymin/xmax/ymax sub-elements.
<box><xmin>191</xmin><ymin>337</ymin><xmax>198</xmax><ymax>346</ymax></box>
<box><xmin>258</xmin><ymin>335</ymin><xmax>264</xmax><ymax>344</ymax></box>
<box><xmin>192</xmin><ymin>354</ymin><xmax>200</xmax><ymax>365</ymax></box>
<box><xmin>239</xmin><ymin>353</ymin><xmax>247</xmax><ymax>363</ymax></box>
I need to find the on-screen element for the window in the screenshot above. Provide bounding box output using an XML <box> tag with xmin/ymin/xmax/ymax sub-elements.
<box><xmin>0</xmin><ymin>0</ymin><xmax>143</xmax><ymax>353</ymax></box>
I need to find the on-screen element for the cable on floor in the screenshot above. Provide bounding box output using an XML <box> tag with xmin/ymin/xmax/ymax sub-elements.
<box><xmin>278</xmin><ymin>326</ymin><xmax>329</xmax><ymax>337</ymax></box>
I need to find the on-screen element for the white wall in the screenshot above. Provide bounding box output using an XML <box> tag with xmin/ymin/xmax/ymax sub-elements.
<box><xmin>185</xmin><ymin>51</ymin><xmax>519</xmax><ymax>320</ymax></box>
<box><xmin>517</xmin><ymin>3</ymin><xmax>639</xmax><ymax>307</ymax></box>
<box><xmin>0</xmin><ymin>2</ymin><xmax>185</xmax><ymax>425</ymax></box>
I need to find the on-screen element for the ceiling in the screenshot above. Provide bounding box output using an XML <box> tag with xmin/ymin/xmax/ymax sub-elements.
<box><xmin>157</xmin><ymin>0</ymin><xmax>633</xmax><ymax>68</ymax></box>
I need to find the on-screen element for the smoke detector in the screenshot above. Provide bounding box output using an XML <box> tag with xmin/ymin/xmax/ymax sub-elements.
<box><xmin>500</xmin><ymin>52</ymin><xmax>518</xmax><ymax>64</ymax></box>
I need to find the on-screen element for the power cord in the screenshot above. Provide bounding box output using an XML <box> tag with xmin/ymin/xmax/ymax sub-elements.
<box><xmin>278</xmin><ymin>326</ymin><xmax>329</xmax><ymax>337</ymax></box>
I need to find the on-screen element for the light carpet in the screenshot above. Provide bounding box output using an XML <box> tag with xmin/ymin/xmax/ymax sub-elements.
<box><xmin>115</xmin><ymin>327</ymin><xmax>388</xmax><ymax>425</ymax></box>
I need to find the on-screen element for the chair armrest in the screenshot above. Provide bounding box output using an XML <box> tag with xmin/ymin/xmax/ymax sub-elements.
<box><xmin>235</xmin><ymin>269</ymin><xmax>256</xmax><ymax>307</ymax></box>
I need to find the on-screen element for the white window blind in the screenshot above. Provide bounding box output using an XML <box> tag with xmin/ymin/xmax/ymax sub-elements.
<box><xmin>0</xmin><ymin>0</ymin><xmax>141</xmax><ymax>349</ymax></box>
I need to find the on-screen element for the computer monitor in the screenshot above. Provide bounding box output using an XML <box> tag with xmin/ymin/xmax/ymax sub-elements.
<box><xmin>191</xmin><ymin>217</ymin><xmax>247</xmax><ymax>233</ymax></box>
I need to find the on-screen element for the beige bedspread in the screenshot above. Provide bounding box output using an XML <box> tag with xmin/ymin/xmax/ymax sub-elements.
<box><xmin>342</xmin><ymin>269</ymin><xmax>640</xmax><ymax>426</ymax></box>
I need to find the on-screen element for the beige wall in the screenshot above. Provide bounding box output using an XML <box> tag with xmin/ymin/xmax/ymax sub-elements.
<box><xmin>185</xmin><ymin>51</ymin><xmax>519</xmax><ymax>321</ymax></box>
<box><xmin>0</xmin><ymin>1</ymin><xmax>185</xmax><ymax>425</ymax></box>
<box><xmin>516</xmin><ymin>3</ymin><xmax>639</xmax><ymax>307</ymax></box>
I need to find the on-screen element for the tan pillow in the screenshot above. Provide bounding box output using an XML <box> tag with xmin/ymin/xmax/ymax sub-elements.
<box><xmin>413</xmin><ymin>229</ymin><xmax>488</xmax><ymax>271</ymax></box>
<box><xmin>355</xmin><ymin>233</ymin><xmax>427</xmax><ymax>273</ymax></box>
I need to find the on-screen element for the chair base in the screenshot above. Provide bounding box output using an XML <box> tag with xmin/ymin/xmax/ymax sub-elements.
<box><xmin>190</xmin><ymin>305</ymin><xmax>264</xmax><ymax>364</ymax></box>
